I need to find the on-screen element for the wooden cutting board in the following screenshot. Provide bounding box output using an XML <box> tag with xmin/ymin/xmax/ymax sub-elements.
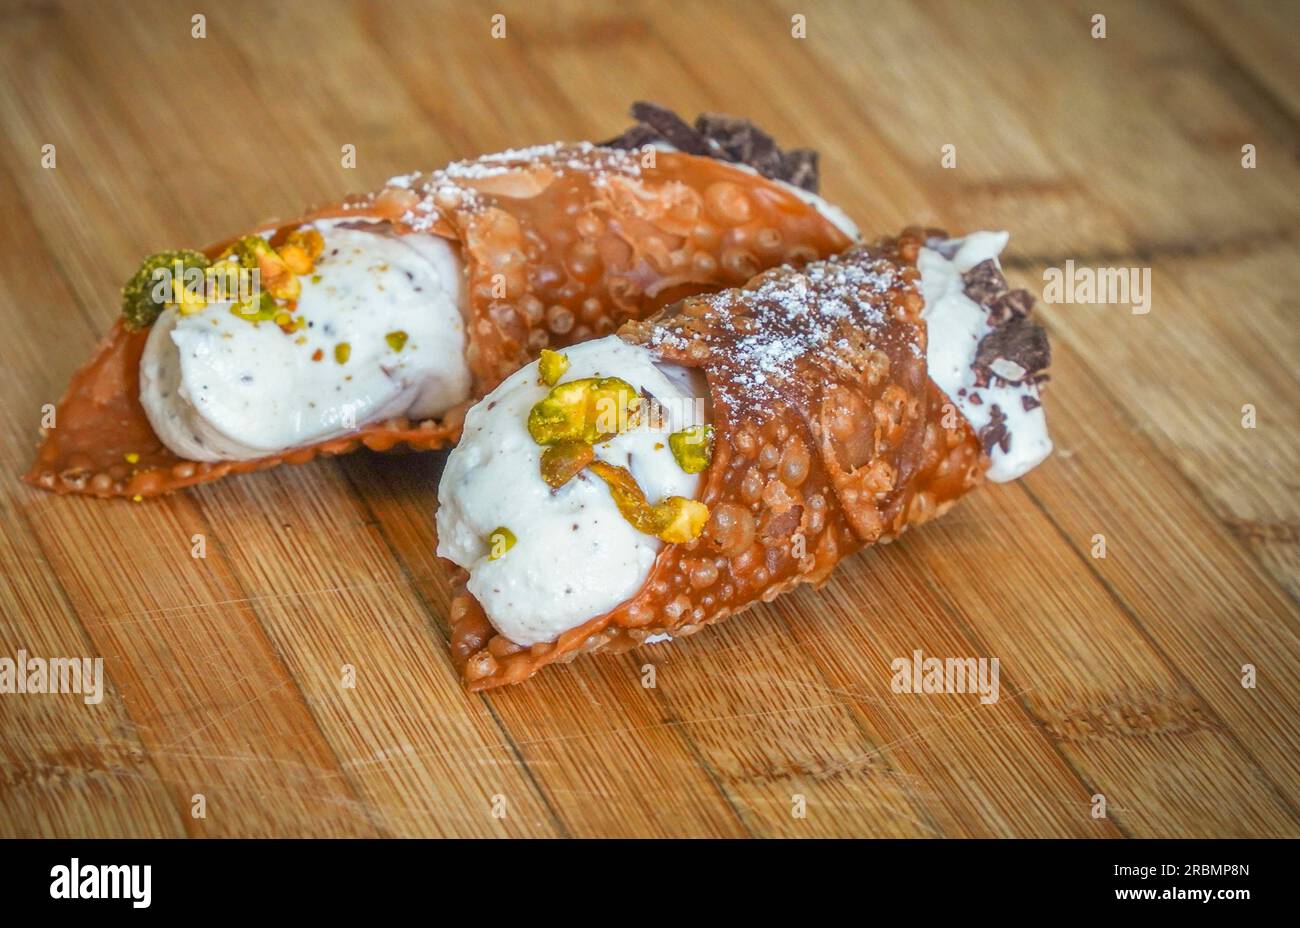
<box><xmin>0</xmin><ymin>0</ymin><xmax>1296</xmax><ymax>838</ymax></box>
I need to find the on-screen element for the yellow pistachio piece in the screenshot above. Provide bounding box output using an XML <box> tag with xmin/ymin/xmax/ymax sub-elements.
<box><xmin>204</xmin><ymin>261</ymin><xmax>245</xmax><ymax>303</ymax></box>
<box><xmin>288</xmin><ymin>227</ymin><xmax>325</xmax><ymax>260</ymax></box>
<box><xmin>278</xmin><ymin>228</ymin><xmax>323</xmax><ymax>274</ymax></box>
<box><xmin>385</xmin><ymin>330</ymin><xmax>409</xmax><ymax>352</ymax></box>
<box><xmin>540</xmin><ymin>439</ymin><xmax>594</xmax><ymax>489</ymax></box>
<box><xmin>121</xmin><ymin>250</ymin><xmax>211</xmax><ymax>330</ymax></box>
<box><xmin>227</xmin><ymin>235</ymin><xmax>275</xmax><ymax>268</ymax></box>
<box><xmin>258</xmin><ymin>251</ymin><xmax>300</xmax><ymax>301</ymax></box>
<box><xmin>527</xmin><ymin>377</ymin><xmax>640</xmax><ymax>446</ymax></box>
<box><xmin>172</xmin><ymin>286</ymin><xmax>208</xmax><ymax>316</ymax></box>
<box><xmin>655</xmin><ymin>497</ymin><xmax>711</xmax><ymax>544</ymax></box>
<box><xmin>334</xmin><ymin>342</ymin><xmax>351</xmax><ymax>364</ymax></box>
<box><xmin>588</xmin><ymin>460</ymin><xmax>709</xmax><ymax>543</ymax></box>
<box><xmin>487</xmin><ymin>526</ymin><xmax>516</xmax><ymax>560</ymax></box>
<box><xmin>278</xmin><ymin>243</ymin><xmax>314</xmax><ymax>276</ymax></box>
<box><xmin>538</xmin><ymin>349</ymin><xmax>569</xmax><ymax>386</ymax></box>
<box><xmin>669</xmin><ymin>425</ymin><xmax>715</xmax><ymax>474</ymax></box>
<box><xmin>230</xmin><ymin>291</ymin><xmax>278</xmax><ymax>322</ymax></box>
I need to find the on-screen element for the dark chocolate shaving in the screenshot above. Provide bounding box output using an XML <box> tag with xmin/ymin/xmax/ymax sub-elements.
<box><xmin>694</xmin><ymin>112</ymin><xmax>781</xmax><ymax>175</ymax></box>
<box><xmin>629</xmin><ymin>101</ymin><xmax>717</xmax><ymax>157</ymax></box>
<box><xmin>781</xmin><ymin>149</ymin><xmax>820</xmax><ymax>193</ymax></box>
<box><xmin>600</xmin><ymin>122</ymin><xmax>659</xmax><ymax>152</ymax></box>
<box><xmin>603</xmin><ymin>101</ymin><xmax>821</xmax><ymax>192</ymax></box>
<box><xmin>974</xmin><ymin>316</ymin><xmax>1051</xmax><ymax>386</ymax></box>
<box><xmin>950</xmin><ymin>251</ymin><xmax>1052</xmax><ymax>392</ymax></box>
<box><xmin>961</xmin><ymin>260</ymin><xmax>1009</xmax><ymax>307</ymax></box>
<box><xmin>979</xmin><ymin>404</ymin><xmax>1011</xmax><ymax>455</ymax></box>
<box><xmin>987</xmin><ymin>288</ymin><xmax>1035</xmax><ymax>326</ymax></box>
<box><xmin>1021</xmin><ymin>395</ymin><xmax>1041</xmax><ymax>412</ymax></box>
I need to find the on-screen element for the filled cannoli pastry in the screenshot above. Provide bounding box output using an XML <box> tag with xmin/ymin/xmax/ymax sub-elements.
<box><xmin>436</xmin><ymin>228</ymin><xmax>1052</xmax><ymax>689</ymax></box>
<box><xmin>26</xmin><ymin>104</ymin><xmax>854</xmax><ymax>499</ymax></box>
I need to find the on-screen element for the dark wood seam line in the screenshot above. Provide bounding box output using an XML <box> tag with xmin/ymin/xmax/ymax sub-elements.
<box><xmin>913</xmin><ymin>557</ymin><xmax>1130</xmax><ymax>837</ymax></box>
<box><xmin>999</xmin><ymin>224</ymin><xmax>1300</xmax><ymax>270</ymax></box>
<box><xmin>1037</xmin><ymin>334</ymin><xmax>1300</xmax><ymax>614</ymax></box>
<box><xmin>773</xmin><ymin>611</ymin><xmax>951</xmax><ymax>838</ymax></box>
<box><xmin>1020</xmin><ymin>482</ymin><xmax>1300</xmax><ymax>827</ymax></box>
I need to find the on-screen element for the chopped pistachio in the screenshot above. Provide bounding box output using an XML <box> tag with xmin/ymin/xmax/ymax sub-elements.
<box><xmin>487</xmin><ymin>526</ymin><xmax>516</xmax><ymax>560</ymax></box>
<box><xmin>124</xmin><ymin>452</ymin><xmax>140</xmax><ymax>464</ymax></box>
<box><xmin>538</xmin><ymin>349</ymin><xmax>569</xmax><ymax>386</ymax></box>
<box><xmin>230</xmin><ymin>292</ymin><xmax>279</xmax><ymax>323</ymax></box>
<box><xmin>278</xmin><ymin>228</ymin><xmax>324</xmax><ymax>275</ymax></box>
<box><xmin>226</xmin><ymin>235</ymin><xmax>299</xmax><ymax>300</ymax></box>
<box><xmin>200</xmin><ymin>261</ymin><xmax>238</xmax><ymax>304</ymax></box>
<box><xmin>527</xmin><ymin>377</ymin><xmax>640</xmax><ymax>446</ymax></box>
<box><xmin>385</xmin><ymin>330</ymin><xmax>409</xmax><ymax>352</ymax></box>
<box><xmin>224</xmin><ymin>235</ymin><xmax>270</xmax><ymax>268</ymax></box>
<box><xmin>588</xmin><ymin>460</ymin><xmax>709</xmax><ymax>543</ymax></box>
<box><xmin>540</xmin><ymin>439</ymin><xmax>594</xmax><ymax>489</ymax></box>
<box><xmin>669</xmin><ymin>425</ymin><xmax>715</xmax><ymax>474</ymax></box>
<box><xmin>121</xmin><ymin>250</ymin><xmax>211</xmax><ymax>330</ymax></box>
<box><xmin>334</xmin><ymin>342</ymin><xmax>351</xmax><ymax>364</ymax></box>
<box><xmin>656</xmin><ymin>496</ymin><xmax>711</xmax><ymax>544</ymax></box>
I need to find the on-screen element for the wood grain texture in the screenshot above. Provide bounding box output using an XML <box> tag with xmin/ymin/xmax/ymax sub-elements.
<box><xmin>0</xmin><ymin>0</ymin><xmax>1296</xmax><ymax>838</ymax></box>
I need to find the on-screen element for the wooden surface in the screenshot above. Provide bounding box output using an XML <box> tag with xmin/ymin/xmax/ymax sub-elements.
<box><xmin>0</xmin><ymin>0</ymin><xmax>1297</xmax><ymax>838</ymax></box>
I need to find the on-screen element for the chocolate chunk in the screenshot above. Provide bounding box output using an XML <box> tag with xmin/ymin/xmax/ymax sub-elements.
<box><xmin>974</xmin><ymin>316</ymin><xmax>1051</xmax><ymax>385</ymax></box>
<box><xmin>696</xmin><ymin>112</ymin><xmax>779</xmax><ymax>173</ymax></box>
<box><xmin>600</xmin><ymin>123</ymin><xmax>659</xmax><ymax>151</ymax></box>
<box><xmin>979</xmin><ymin>404</ymin><xmax>1011</xmax><ymax>455</ymax></box>
<box><xmin>629</xmin><ymin>101</ymin><xmax>713</xmax><ymax>156</ymax></box>
<box><xmin>987</xmin><ymin>287</ymin><xmax>1035</xmax><ymax>325</ymax></box>
<box><xmin>1021</xmin><ymin>395</ymin><xmax>1041</xmax><ymax>412</ymax></box>
<box><xmin>780</xmin><ymin>148</ymin><xmax>820</xmax><ymax>192</ymax></box>
<box><xmin>603</xmin><ymin>102</ymin><xmax>821</xmax><ymax>192</ymax></box>
<box><xmin>962</xmin><ymin>260</ymin><xmax>1008</xmax><ymax>307</ymax></box>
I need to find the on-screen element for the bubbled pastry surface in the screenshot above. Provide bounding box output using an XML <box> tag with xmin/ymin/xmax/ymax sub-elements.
<box><xmin>448</xmin><ymin>229</ymin><xmax>987</xmax><ymax>689</ymax></box>
<box><xmin>28</xmin><ymin>144</ymin><xmax>849</xmax><ymax>499</ymax></box>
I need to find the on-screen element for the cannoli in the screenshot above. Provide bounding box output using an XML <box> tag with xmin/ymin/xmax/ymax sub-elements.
<box><xmin>26</xmin><ymin>106</ymin><xmax>854</xmax><ymax>499</ymax></box>
<box><xmin>436</xmin><ymin>228</ymin><xmax>1052</xmax><ymax>689</ymax></box>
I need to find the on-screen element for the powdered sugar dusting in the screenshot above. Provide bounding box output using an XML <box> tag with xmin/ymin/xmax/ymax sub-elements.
<box><xmin>373</xmin><ymin>143</ymin><xmax>648</xmax><ymax>232</ymax></box>
<box><xmin>651</xmin><ymin>248</ymin><xmax>903</xmax><ymax>419</ymax></box>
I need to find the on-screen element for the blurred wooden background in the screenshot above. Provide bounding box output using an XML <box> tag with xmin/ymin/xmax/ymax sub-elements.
<box><xmin>0</xmin><ymin>0</ymin><xmax>1296</xmax><ymax>837</ymax></box>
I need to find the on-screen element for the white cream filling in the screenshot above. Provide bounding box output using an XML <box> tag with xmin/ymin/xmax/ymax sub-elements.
<box><xmin>140</xmin><ymin>222</ymin><xmax>470</xmax><ymax>462</ymax></box>
<box><xmin>917</xmin><ymin>231</ymin><xmax>1052</xmax><ymax>482</ymax></box>
<box><xmin>436</xmin><ymin>335</ymin><xmax>706</xmax><ymax>647</ymax></box>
